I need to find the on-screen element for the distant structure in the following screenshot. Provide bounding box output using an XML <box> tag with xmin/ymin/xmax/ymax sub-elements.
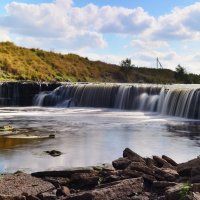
<box><xmin>156</xmin><ymin>57</ymin><xmax>163</xmax><ymax>69</ymax></box>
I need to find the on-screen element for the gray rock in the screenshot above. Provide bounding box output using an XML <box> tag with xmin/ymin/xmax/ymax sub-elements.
<box><xmin>0</xmin><ymin>173</ymin><xmax>54</xmax><ymax>198</ymax></box>
<box><xmin>65</xmin><ymin>178</ymin><xmax>144</xmax><ymax>200</ymax></box>
<box><xmin>44</xmin><ymin>150</ymin><xmax>62</xmax><ymax>157</ymax></box>
<box><xmin>165</xmin><ymin>183</ymin><xmax>184</xmax><ymax>200</ymax></box>
<box><xmin>70</xmin><ymin>172</ymin><xmax>99</xmax><ymax>189</ymax></box>
<box><xmin>128</xmin><ymin>162</ymin><xmax>154</xmax><ymax>176</ymax></box>
<box><xmin>56</xmin><ymin>186</ymin><xmax>70</xmax><ymax>197</ymax></box>
<box><xmin>153</xmin><ymin>156</ymin><xmax>174</xmax><ymax>169</ymax></box>
<box><xmin>177</xmin><ymin>158</ymin><xmax>200</xmax><ymax>177</ymax></box>
<box><xmin>112</xmin><ymin>157</ymin><xmax>131</xmax><ymax>170</ymax></box>
<box><xmin>123</xmin><ymin>148</ymin><xmax>145</xmax><ymax>163</ymax></box>
<box><xmin>155</xmin><ymin>168</ymin><xmax>179</xmax><ymax>182</ymax></box>
<box><xmin>162</xmin><ymin>155</ymin><xmax>178</xmax><ymax>167</ymax></box>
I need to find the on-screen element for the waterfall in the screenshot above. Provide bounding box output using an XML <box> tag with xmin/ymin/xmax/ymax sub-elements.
<box><xmin>33</xmin><ymin>83</ymin><xmax>200</xmax><ymax>119</ymax></box>
<box><xmin>0</xmin><ymin>82</ymin><xmax>60</xmax><ymax>106</ymax></box>
<box><xmin>33</xmin><ymin>83</ymin><xmax>161</xmax><ymax>111</ymax></box>
<box><xmin>0</xmin><ymin>82</ymin><xmax>199</xmax><ymax>120</ymax></box>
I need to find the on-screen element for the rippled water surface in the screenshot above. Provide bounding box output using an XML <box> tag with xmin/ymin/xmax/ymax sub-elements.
<box><xmin>0</xmin><ymin>107</ymin><xmax>199</xmax><ymax>172</ymax></box>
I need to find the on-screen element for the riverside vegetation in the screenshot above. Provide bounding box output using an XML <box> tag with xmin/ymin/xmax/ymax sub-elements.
<box><xmin>0</xmin><ymin>42</ymin><xmax>200</xmax><ymax>83</ymax></box>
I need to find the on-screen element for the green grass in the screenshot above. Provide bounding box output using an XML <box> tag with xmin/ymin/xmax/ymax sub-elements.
<box><xmin>0</xmin><ymin>42</ymin><xmax>199</xmax><ymax>83</ymax></box>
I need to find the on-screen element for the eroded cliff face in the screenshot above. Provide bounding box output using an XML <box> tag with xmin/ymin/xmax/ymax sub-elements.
<box><xmin>0</xmin><ymin>82</ymin><xmax>60</xmax><ymax>106</ymax></box>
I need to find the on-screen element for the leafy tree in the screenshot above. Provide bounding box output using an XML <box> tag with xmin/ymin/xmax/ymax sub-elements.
<box><xmin>175</xmin><ymin>65</ymin><xmax>191</xmax><ymax>83</ymax></box>
<box><xmin>120</xmin><ymin>58</ymin><xmax>134</xmax><ymax>68</ymax></box>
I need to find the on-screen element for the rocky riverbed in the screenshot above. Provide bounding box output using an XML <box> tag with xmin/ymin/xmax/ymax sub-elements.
<box><xmin>0</xmin><ymin>148</ymin><xmax>199</xmax><ymax>200</ymax></box>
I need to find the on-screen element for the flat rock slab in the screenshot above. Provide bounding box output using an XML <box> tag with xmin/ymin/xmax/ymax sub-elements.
<box><xmin>65</xmin><ymin>177</ymin><xmax>144</xmax><ymax>200</ymax></box>
<box><xmin>0</xmin><ymin>173</ymin><xmax>54</xmax><ymax>198</ymax></box>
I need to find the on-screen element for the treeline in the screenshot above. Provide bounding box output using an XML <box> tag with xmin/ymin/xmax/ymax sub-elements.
<box><xmin>0</xmin><ymin>42</ymin><xmax>199</xmax><ymax>84</ymax></box>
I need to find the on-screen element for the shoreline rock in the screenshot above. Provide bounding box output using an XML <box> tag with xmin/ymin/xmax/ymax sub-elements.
<box><xmin>0</xmin><ymin>148</ymin><xmax>199</xmax><ymax>200</ymax></box>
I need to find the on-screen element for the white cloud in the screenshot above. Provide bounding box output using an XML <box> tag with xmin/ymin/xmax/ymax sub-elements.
<box><xmin>0</xmin><ymin>0</ymin><xmax>156</xmax><ymax>50</ymax></box>
<box><xmin>0</xmin><ymin>1</ymin><xmax>200</xmax><ymax>73</ymax></box>
<box><xmin>131</xmin><ymin>39</ymin><xmax>168</xmax><ymax>50</ymax></box>
<box><xmin>146</xmin><ymin>2</ymin><xmax>200</xmax><ymax>41</ymax></box>
<box><xmin>0</xmin><ymin>0</ymin><xmax>106</xmax><ymax>49</ymax></box>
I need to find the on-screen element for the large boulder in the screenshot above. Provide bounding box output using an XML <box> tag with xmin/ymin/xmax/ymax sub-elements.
<box><xmin>155</xmin><ymin>168</ymin><xmax>179</xmax><ymax>182</ymax></box>
<box><xmin>153</xmin><ymin>156</ymin><xmax>174</xmax><ymax>169</ymax></box>
<box><xmin>177</xmin><ymin>158</ymin><xmax>200</xmax><ymax>177</ymax></box>
<box><xmin>123</xmin><ymin>148</ymin><xmax>145</xmax><ymax>163</ymax></box>
<box><xmin>112</xmin><ymin>157</ymin><xmax>131</xmax><ymax>170</ymax></box>
<box><xmin>162</xmin><ymin>155</ymin><xmax>178</xmax><ymax>167</ymax></box>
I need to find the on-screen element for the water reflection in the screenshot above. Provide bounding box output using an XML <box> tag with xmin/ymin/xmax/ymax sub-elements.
<box><xmin>166</xmin><ymin>121</ymin><xmax>200</xmax><ymax>146</ymax></box>
<box><xmin>0</xmin><ymin>107</ymin><xmax>199</xmax><ymax>173</ymax></box>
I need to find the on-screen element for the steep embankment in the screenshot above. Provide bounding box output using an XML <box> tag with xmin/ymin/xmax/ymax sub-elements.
<box><xmin>0</xmin><ymin>41</ymin><xmax>193</xmax><ymax>83</ymax></box>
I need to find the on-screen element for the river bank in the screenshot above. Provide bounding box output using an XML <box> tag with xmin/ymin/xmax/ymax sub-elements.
<box><xmin>0</xmin><ymin>148</ymin><xmax>199</xmax><ymax>200</ymax></box>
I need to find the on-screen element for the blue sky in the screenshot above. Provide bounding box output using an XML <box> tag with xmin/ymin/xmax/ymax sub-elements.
<box><xmin>0</xmin><ymin>0</ymin><xmax>200</xmax><ymax>73</ymax></box>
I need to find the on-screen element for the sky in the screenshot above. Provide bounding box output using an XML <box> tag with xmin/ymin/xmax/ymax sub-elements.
<box><xmin>0</xmin><ymin>0</ymin><xmax>200</xmax><ymax>74</ymax></box>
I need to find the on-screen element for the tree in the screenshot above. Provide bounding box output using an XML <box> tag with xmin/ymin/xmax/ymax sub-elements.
<box><xmin>175</xmin><ymin>65</ymin><xmax>191</xmax><ymax>83</ymax></box>
<box><xmin>120</xmin><ymin>58</ymin><xmax>134</xmax><ymax>68</ymax></box>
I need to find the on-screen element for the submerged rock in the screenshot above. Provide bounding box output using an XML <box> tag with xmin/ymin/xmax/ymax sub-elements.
<box><xmin>44</xmin><ymin>150</ymin><xmax>62</xmax><ymax>157</ymax></box>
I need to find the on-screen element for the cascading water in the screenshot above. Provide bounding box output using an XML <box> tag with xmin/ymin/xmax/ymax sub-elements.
<box><xmin>0</xmin><ymin>82</ymin><xmax>199</xmax><ymax>119</ymax></box>
<box><xmin>0</xmin><ymin>82</ymin><xmax>60</xmax><ymax>106</ymax></box>
<box><xmin>160</xmin><ymin>88</ymin><xmax>200</xmax><ymax>119</ymax></box>
<box><xmin>33</xmin><ymin>84</ymin><xmax>161</xmax><ymax>111</ymax></box>
<box><xmin>33</xmin><ymin>83</ymin><xmax>200</xmax><ymax>119</ymax></box>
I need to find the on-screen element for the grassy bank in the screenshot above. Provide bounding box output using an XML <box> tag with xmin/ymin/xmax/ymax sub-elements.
<box><xmin>0</xmin><ymin>42</ymin><xmax>199</xmax><ymax>83</ymax></box>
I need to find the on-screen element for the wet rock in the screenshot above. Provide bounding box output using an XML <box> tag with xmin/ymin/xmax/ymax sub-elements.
<box><xmin>112</xmin><ymin>157</ymin><xmax>131</xmax><ymax>170</ymax></box>
<box><xmin>191</xmin><ymin>167</ymin><xmax>200</xmax><ymax>183</ymax></box>
<box><xmin>162</xmin><ymin>155</ymin><xmax>178</xmax><ymax>167</ymax></box>
<box><xmin>0</xmin><ymin>173</ymin><xmax>54</xmax><ymax>199</ymax></box>
<box><xmin>0</xmin><ymin>195</ymin><xmax>26</xmax><ymax>200</ymax></box>
<box><xmin>155</xmin><ymin>168</ymin><xmax>179</xmax><ymax>182</ymax></box>
<box><xmin>177</xmin><ymin>158</ymin><xmax>200</xmax><ymax>177</ymax></box>
<box><xmin>44</xmin><ymin>150</ymin><xmax>62</xmax><ymax>157</ymax></box>
<box><xmin>49</xmin><ymin>134</ymin><xmax>55</xmax><ymax>139</ymax></box>
<box><xmin>131</xmin><ymin>195</ymin><xmax>149</xmax><ymax>200</ymax></box>
<box><xmin>192</xmin><ymin>192</ymin><xmax>200</xmax><ymax>200</ymax></box>
<box><xmin>123</xmin><ymin>148</ymin><xmax>145</xmax><ymax>163</ymax></box>
<box><xmin>32</xmin><ymin>167</ymin><xmax>94</xmax><ymax>178</ymax></box>
<box><xmin>38</xmin><ymin>191</ymin><xmax>57</xmax><ymax>200</ymax></box>
<box><xmin>44</xmin><ymin>177</ymin><xmax>70</xmax><ymax>188</ymax></box>
<box><xmin>153</xmin><ymin>156</ymin><xmax>174</xmax><ymax>169</ymax></box>
<box><xmin>123</xmin><ymin>169</ymin><xmax>155</xmax><ymax>183</ymax></box>
<box><xmin>24</xmin><ymin>195</ymin><xmax>40</xmax><ymax>200</ymax></box>
<box><xmin>192</xmin><ymin>176</ymin><xmax>200</xmax><ymax>184</ymax></box>
<box><xmin>65</xmin><ymin>178</ymin><xmax>144</xmax><ymax>200</ymax></box>
<box><xmin>127</xmin><ymin>162</ymin><xmax>154</xmax><ymax>176</ymax></box>
<box><xmin>165</xmin><ymin>183</ymin><xmax>184</xmax><ymax>200</ymax></box>
<box><xmin>152</xmin><ymin>181</ymin><xmax>177</xmax><ymax>194</ymax></box>
<box><xmin>103</xmin><ymin>175</ymin><xmax>121</xmax><ymax>183</ymax></box>
<box><xmin>153</xmin><ymin>181</ymin><xmax>177</xmax><ymax>188</ymax></box>
<box><xmin>56</xmin><ymin>186</ymin><xmax>70</xmax><ymax>197</ymax></box>
<box><xmin>70</xmin><ymin>172</ymin><xmax>99</xmax><ymax>189</ymax></box>
<box><xmin>192</xmin><ymin>184</ymin><xmax>200</xmax><ymax>192</ymax></box>
<box><xmin>145</xmin><ymin>158</ymin><xmax>158</xmax><ymax>168</ymax></box>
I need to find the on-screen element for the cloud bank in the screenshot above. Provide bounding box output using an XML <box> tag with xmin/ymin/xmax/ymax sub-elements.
<box><xmin>0</xmin><ymin>0</ymin><xmax>200</xmax><ymax>73</ymax></box>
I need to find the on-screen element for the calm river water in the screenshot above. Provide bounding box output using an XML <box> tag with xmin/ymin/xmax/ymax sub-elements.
<box><xmin>0</xmin><ymin>107</ymin><xmax>199</xmax><ymax>172</ymax></box>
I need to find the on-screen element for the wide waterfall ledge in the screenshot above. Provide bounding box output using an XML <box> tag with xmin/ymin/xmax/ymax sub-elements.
<box><xmin>33</xmin><ymin>83</ymin><xmax>200</xmax><ymax>120</ymax></box>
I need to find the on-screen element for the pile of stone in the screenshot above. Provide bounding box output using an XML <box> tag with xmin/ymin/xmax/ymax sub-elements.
<box><xmin>0</xmin><ymin>148</ymin><xmax>199</xmax><ymax>200</ymax></box>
